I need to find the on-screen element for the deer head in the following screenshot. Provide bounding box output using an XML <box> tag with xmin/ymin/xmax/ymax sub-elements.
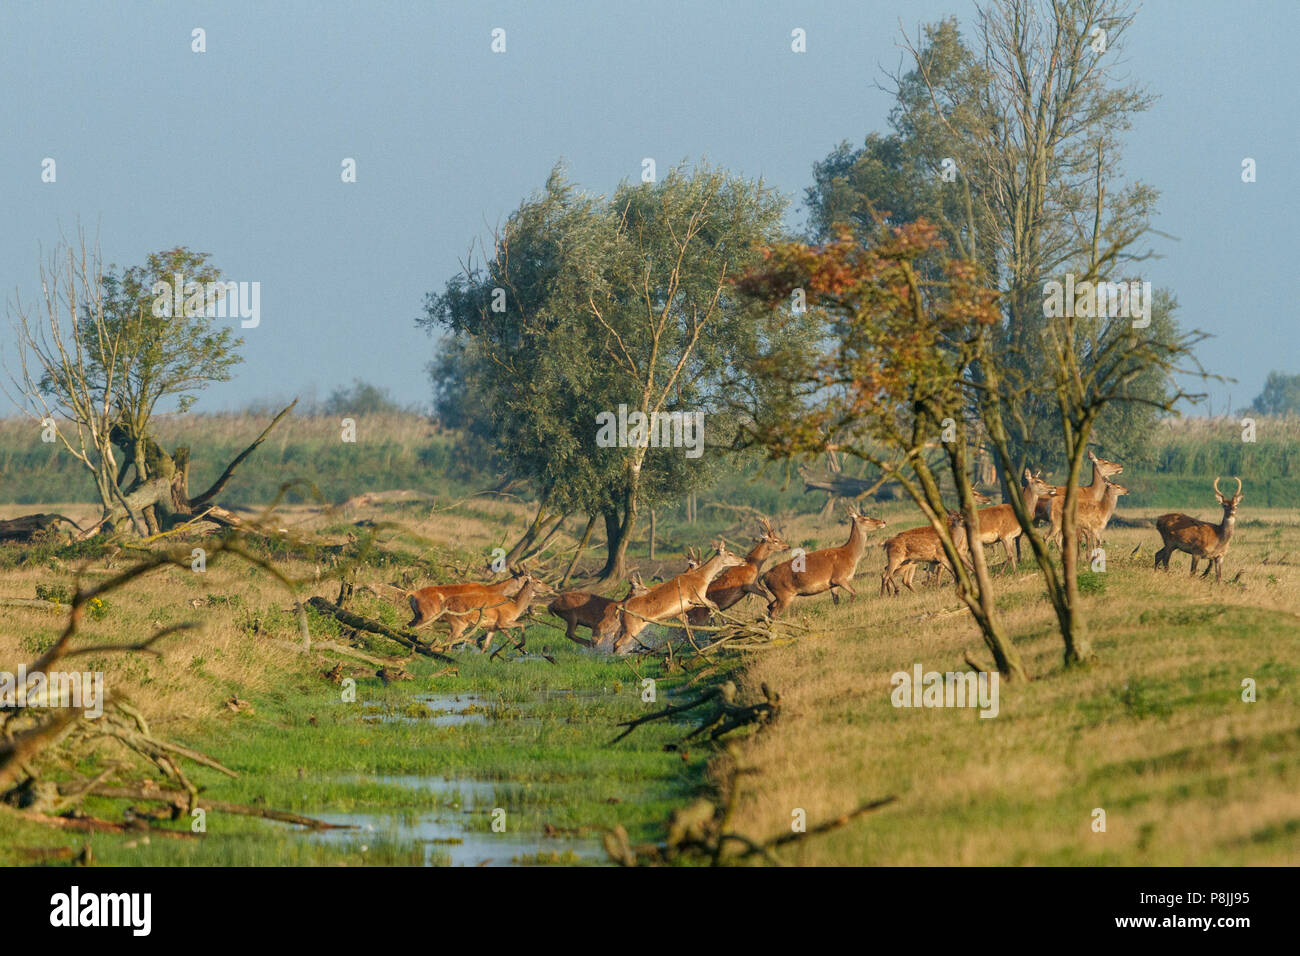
<box><xmin>1213</xmin><ymin>476</ymin><xmax>1243</xmax><ymax>516</ymax></box>
<box><xmin>755</xmin><ymin>516</ymin><xmax>790</xmax><ymax>553</ymax></box>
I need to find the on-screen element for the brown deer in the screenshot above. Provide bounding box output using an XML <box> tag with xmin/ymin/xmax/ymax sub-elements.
<box><xmin>759</xmin><ymin>507</ymin><xmax>887</xmax><ymax>618</ymax></box>
<box><xmin>1154</xmin><ymin>477</ymin><xmax>1242</xmax><ymax>582</ymax></box>
<box><xmin>971</xmin><ymin>470</ymin><xmax>1056</xmax><ymax>573</ymax></box>
<box><xmin>685</xmin><ymin>517</ymin><xmax>788</xmax><ymax>627</ymax></box>
<box><xmin>547</xmin><ymin>572</ymin><xmax>648</xmax><ymax>647</ymax></box>
<box><xmin>441</xmin><ymin>574</ymin><xmax>550</xmax><ymax>652</ymax></box>
<box><xmin>595</xmin><ymin>542</ymin><xmax>747</xmax><ymax>654</ymax></box>
<box><xmin>1076</xmin><ymin>477</ymin><xmax>1129</xmax><ymax>557</ymax></box>
<box><xmin>407</xmin><ymin>569</ymin><xmax>526</xmax><ymax>630</ymax></box>
<box><xmin>1034</xmin><ymin>450</ymin><xmax>1124</xmax><ymax>549</ymax></box>
<box><xmin>918</xmin><ymin>490</ymin><xmax>990</xmax><ymax>586</ymax></box>
<box><xmin>881</xmin><ymin>511</ymin><xmax>972</xmax><ymax>597</ymax></box>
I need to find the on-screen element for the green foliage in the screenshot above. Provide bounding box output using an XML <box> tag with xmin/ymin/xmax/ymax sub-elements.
<box><xmin>90</xmin><ymin>246</ymin><xmax>244</xmax><ymax>426</ymax></box>
<box><xmin>1248</xmin><ymin>370</ymin><xmax>1300</xmax><ymax>416</ymax></box>
<box><xmin>422</xmin><ymin>161</ymin><xmax>793</xmax><ymax>541</ymax></box>
<box><xmin>323</xmin><ymin>379</ymin><xmax>404</xmax><ymax>417</ymax></box>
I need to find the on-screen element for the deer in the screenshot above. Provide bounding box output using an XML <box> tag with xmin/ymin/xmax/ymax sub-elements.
<box><xmin>1033</xmin><ymin>450</ymin><xmax>1124</xmax><ymax>551</ymax></box>
<box><xmin>684</xmin><ymin>517</ymin><xmax>788</xmax><ymax>627</ymax></box>
<box><xmin>881</xmin><ymin>511</ymin><xmax>972</xmax><ymax>597</ymax></box>
<box><xmin>407</xmin><ymin>569</ymin><xmax>527</xmax><ymax>630</ymax></box>
<box><xmin>758</xmin><ymin>507</ymin><xmax>887</xmax><ymax>618</ymax></box>
<box><xmin>916</xmin><ymin>489</ymin><xmax>991</xmax><ymax>586</ymax></box>
<box><xmin>547</xmin><ymin>572</ymin><xmax>648</xmax><ymax>647</ymax></box>
<box><xmin>1154</xmin><ymin>477</ymin><xmax>1243</xmax><ymax>583</ymax></box>
<box><xmin>1076</xmin><ymin>477</ymin><xmax>1129</xmax><ymax>558</ymax></box>
<box><xmin>440</xmin><ymin>574</ymin><xmax>551</xmax><ymax>652</ymax></box>
<box><xmin>595</xmin><ymin>542</ymin><xmax>748</xmax><ymax>655</ymax></box>
<box><xmin>969</xmin><ymin>470</ymin><xmax>1056</xmax><ymax>573</ymax></box>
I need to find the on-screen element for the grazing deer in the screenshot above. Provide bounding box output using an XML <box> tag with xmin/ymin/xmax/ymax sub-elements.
<box><xmin>407</xmin><ymin>570</ymin><xmax>526</xmax><ymax>630</ymax></box>
<box><xmin>759</xmin><ymin>507</ymin><xmax>887</xmax><ymax>618</ymax></box>
<box><xmin>881</xmin><ymin>511</ymin><xmax>972</xmax><ymax>597</ymax></box>
<box><xmin>547</xmin><ymin>573</ymin><xmax>648</xmax><ymax>647</ymax></box>
<box><xmin>442</xmin><ymin>574</ymin><xmax>550</xmax><ymax>652</ymax></box>
<box><xmin>1034</xmin><ymin>450</ymin><xmax>1124</xmax><ymax>549</ymax></box>
<box><xmin>685</xmin><ymin>517</ymin><xmax>788</xmax><ymax>627</ymax></box>
<box><xmin>1154</xmin><ymin>477</ymin><xmax>1243</xmax><ymax>582</ymax></box>
<box><xmin>596</xmin><ymin>542</ymin><xmax>747</xmax><ymax>654</ymax></box>
<box><xmin>1076</xmin><ymin>478</ymin><xmax>1129</xmax><ymax>557</ymax></box>
<box><xmin>971</xmin><ymin>470</ymin><xmax>1056</xmax><ymax>573</ymax></box>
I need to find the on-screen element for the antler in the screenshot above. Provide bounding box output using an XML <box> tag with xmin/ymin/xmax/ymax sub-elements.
<box><xmin>1233</xmin><ymin>476</ymin><xmax>1242</xmax><ymax>498</ymax></box>
<box><xmin>1213</xmin><ymin>476</ymin><xmax>1222</xmax><ymax>498</ymax></box>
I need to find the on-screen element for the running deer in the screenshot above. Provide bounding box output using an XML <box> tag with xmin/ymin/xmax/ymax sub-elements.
<box><xmin>880</xmin><ymin>511</ymin><xmax>972</xmax><ymax>597</ymax></box>
<box><xmin>407</xmin><ymin>569</ymin><xmax>527</xmax><ymax>630</ymax></box>
<box><xmin>547</xmin><ymin>573</ymin><xmax>648</xmax><ymax>647</ymax></box>
<box><xmin>441</xmin><ymin>574</ymin><xmax>550</xmax><ymax>652</ymax></box>
<box><xmin>971</xmin><ymin>470</ymin><xmax>1056</xmax><ymax>573</ymax></box>
<box><xmin>685</xmin><ymin>517</ymin><xmax>788</xmax><ymax>627</ymax></box>
<box><xmin>1076</xmin><ymin>477</ymin><xmax>1129</xmax><ymax>557</ymax></box>
<box><xmin>1034</xmin><ymin>450</ymin><xmax>1124</xmax><ymax>548</ymax></box>
<box><xmin>595</xmin><ymin>542</ymin><xmax>747</xmax><ymax>654</ymax></box>
<box><xmin>1154</xmin><ymin>477</ymin><xmax>1243</xmax><ymax>582</ymax></box>
<box><xmin>759</xmin><ymin>507</ymin><xmax>887</xmax><ymax>618</ymax></box>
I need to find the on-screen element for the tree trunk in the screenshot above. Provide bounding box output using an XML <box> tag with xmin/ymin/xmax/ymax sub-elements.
<box><xmin>598</xmin><ymin>502</ymin><xmax>637</xmax><ymax>583</ymax></box>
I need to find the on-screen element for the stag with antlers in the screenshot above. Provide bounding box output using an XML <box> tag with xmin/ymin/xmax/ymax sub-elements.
<box><xmin>1154</xmin><ymin>477</ymin><xmax>1243</xmax><ymax>583</ymax></box>
<box><xmin>685</xmin><ymin>517</ymin><xmax>789</xmax><ymax>627</ymax></box>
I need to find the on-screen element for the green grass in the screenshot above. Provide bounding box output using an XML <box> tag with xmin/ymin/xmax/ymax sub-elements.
<box><xmin>0</xmin><ymin>612</ymin><xmax>712</xmax><ymax>866</ymax></box>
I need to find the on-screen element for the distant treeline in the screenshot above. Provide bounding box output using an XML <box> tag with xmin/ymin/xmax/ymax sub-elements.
<box><xmin>0</xmin><ymin>412</ymin><xmax>1296</xmax><ymax>510</ymax></box>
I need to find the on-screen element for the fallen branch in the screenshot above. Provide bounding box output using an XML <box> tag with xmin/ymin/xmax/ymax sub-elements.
<box><xmin>610</xmin><ymin>681</ymin><xmax>780</xmax><ymax>744</ymax></box>
<box><xmin>88</xmin><ymin>786</ymin><xmax>355</xmax><ymax>830</ymax></box>
<box><xmin>305</xmin><ymin>596</ymin><xmax>456</xmax><ymax>662</ymax></box>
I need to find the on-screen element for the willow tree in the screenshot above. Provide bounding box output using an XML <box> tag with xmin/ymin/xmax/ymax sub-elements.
<box><xmin>5</xmin><ymin>234</ymin><xmax>288</xmax><ymax>537</ymax></box>
<box><xmin>424</xmin><ymin>163</ymin><xmax>791</xmax><ymax>580</ymax></box>
<box><xmin>895</xmin><ymin>0</ymin><xmax>1207</xmax><ymax>664</ymax></box>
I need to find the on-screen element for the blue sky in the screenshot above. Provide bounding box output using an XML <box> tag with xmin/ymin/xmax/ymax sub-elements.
<box><xmin>2</xmin><ymin>0</ymin><xmax>1296</xmax><ymax>416</ymax></box>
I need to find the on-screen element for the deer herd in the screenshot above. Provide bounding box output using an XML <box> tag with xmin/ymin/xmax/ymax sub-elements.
<box><xmin>402</xmin><ymin>457</ymin><xmax>1246</xmax><ymax>655</ymax></box>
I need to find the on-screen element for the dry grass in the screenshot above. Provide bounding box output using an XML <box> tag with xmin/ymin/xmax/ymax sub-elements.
<box><xmin>721</xmin><ymin>505</ymin><xmax>1300</xmax><ymax>865</ymax></box>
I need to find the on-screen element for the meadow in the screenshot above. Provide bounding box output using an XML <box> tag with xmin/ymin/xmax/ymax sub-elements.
<box><xmin>1</xmin><ymin>412</ymin><xmax>1297</xmax><ymax>865</ymax></box>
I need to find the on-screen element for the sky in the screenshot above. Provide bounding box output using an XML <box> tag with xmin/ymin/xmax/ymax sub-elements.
<box><xmin>2</xmin><ymin>0</ymin><xmax>1296</xmax><ymax>417</ymax></box>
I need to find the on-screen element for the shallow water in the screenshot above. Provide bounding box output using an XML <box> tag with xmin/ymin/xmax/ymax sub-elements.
<box><xmin>311</xmin><ymin>773</ymin><xmax>606</xmax><ymax>866</ymax></box>
<box><xmin>360</xmin><ymin>693</ymin><xmax>494</xmax><ymax>726</ymax></box>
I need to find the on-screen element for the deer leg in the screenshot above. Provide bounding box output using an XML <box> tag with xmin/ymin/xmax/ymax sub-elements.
<box><xmin>1215</xmin><ymin>557</ymin><xmax>1223</xmax><ymax>583</ymax></box>
<box><xmin>1189</xmin><ymin>555</ymin><xmax>1199</xmax><ymax>576</ymax></box>
<box><xmin>1002</xmin><ymin>536</ymin><xmax>1018</xmax><ymax>573</ymax></box>
<box><xmin>838</xmin><ymin>579</ymin><xmax>859</xmax><ymax>602</ymax></box>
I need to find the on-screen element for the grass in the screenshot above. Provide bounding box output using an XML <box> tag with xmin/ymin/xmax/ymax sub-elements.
<box><xmin>0</xmin><ymin>495</ymin><xmax>709</xmax><ymax>866</ymax></box>
<box><xmin>717</xmin><ymin>506</ymin><xmax>1300</xmax><ymax>865</ymax></box>
<box><xmin>2</xmin><ymin>411</ymin><xmax>1298</xmax><ymax>509</ymax></box>
<box><xmin>1</xmin><ymin>464</ymin><xmax>1297</xmax><ymax>866</ymax></box>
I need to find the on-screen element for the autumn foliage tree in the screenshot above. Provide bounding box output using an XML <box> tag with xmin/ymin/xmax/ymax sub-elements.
<box><xmin>733</xmin><ymin>220</ymin><xmax>1026</xmax><ymax>680</ymax></box>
